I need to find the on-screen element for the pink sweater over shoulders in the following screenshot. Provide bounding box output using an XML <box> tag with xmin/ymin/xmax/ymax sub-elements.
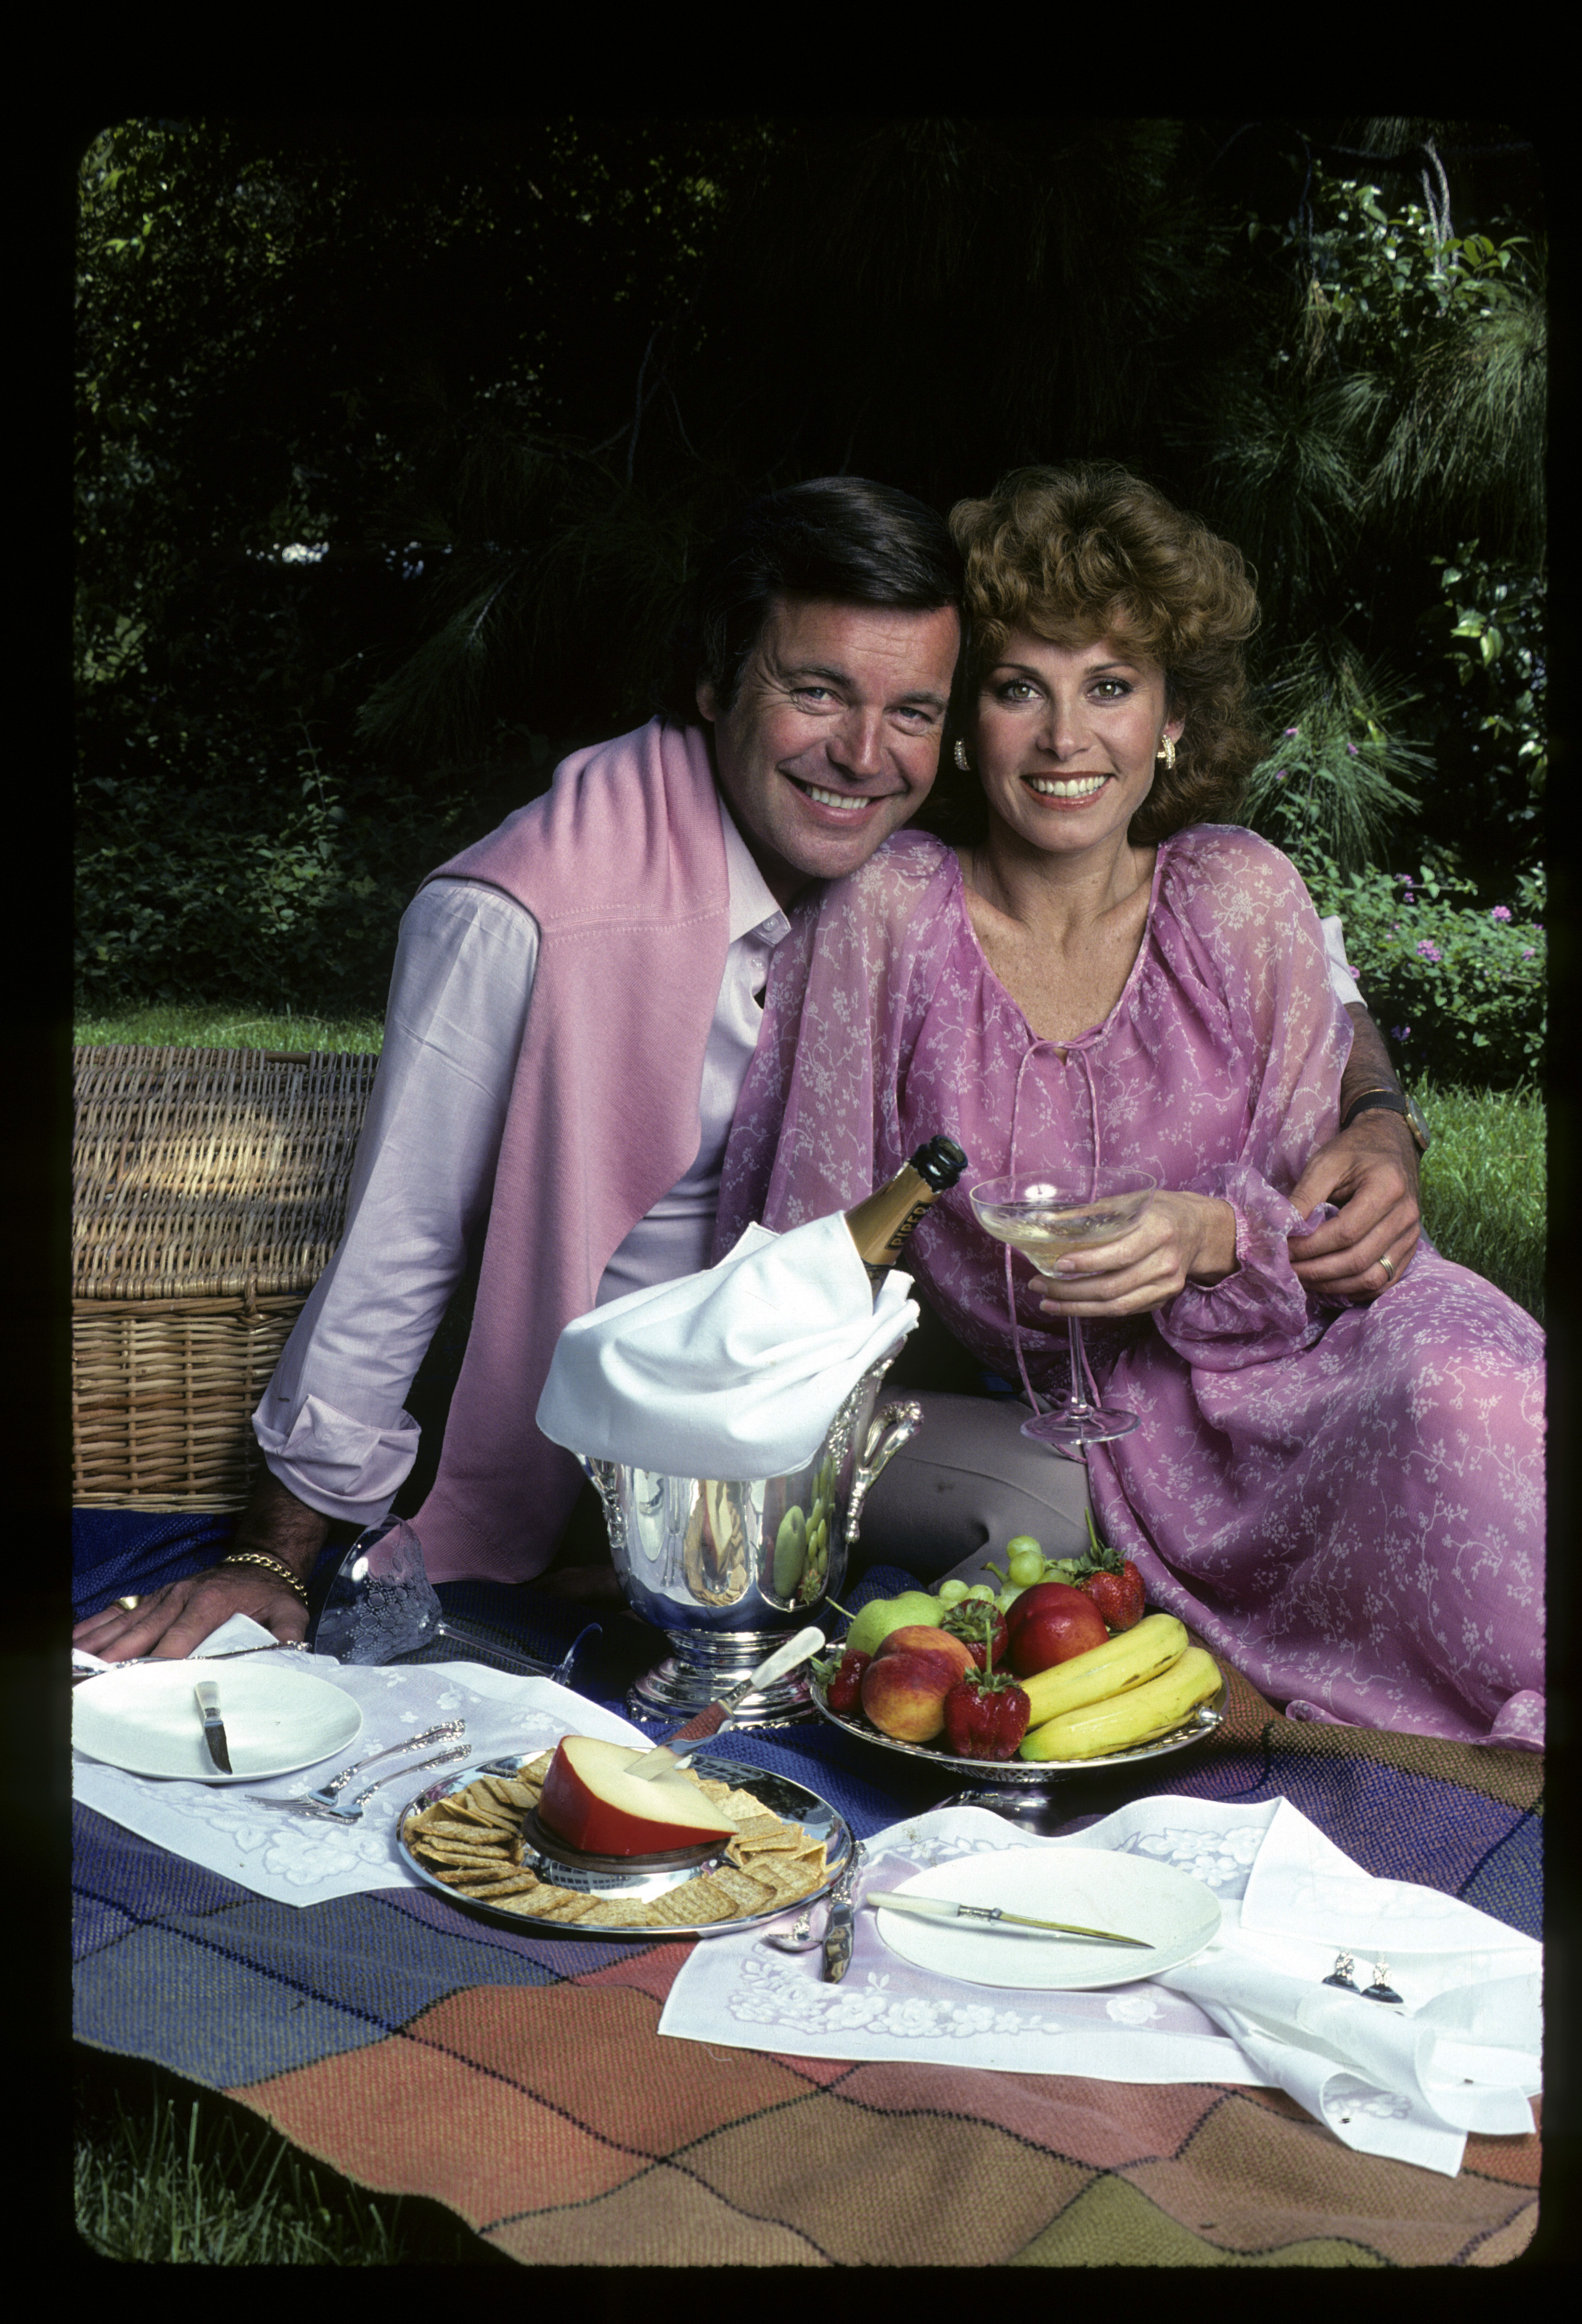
<box><xmin>411</xmin><ymin>718</ymin><xmax>729</xmax><ymax>1583</ymax></box>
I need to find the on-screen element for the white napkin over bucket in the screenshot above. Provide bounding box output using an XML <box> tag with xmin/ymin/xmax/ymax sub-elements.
<box><xmin>536</xmin><ymin>1216</ymin><xmax>917</xmax><ymax>1478</ymax></box>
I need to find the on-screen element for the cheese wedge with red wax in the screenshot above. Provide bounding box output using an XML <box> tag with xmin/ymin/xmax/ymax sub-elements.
<box><xmin>538</xmin><ymin>1735</ymin><xmax>742</xmax><ymax>1855</ymax></box>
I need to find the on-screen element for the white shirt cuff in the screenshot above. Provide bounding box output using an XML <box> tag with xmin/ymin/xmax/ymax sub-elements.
<box><xmin>253</xmin><ymin>1390</ymin><xmax>420</xmax><ymax>1525</ymax></box>
<box><xmin>1320</xmin><ymin>915</ymin><xmax>1362</xmax><ymax>1007</ymax></box>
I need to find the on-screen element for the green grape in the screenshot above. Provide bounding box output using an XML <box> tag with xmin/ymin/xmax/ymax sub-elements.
<box><xmin>772</xmin><ymin>1506</ymin><xmax>807</xmax><ymax>1599</ymax></box>
<box><xmin>965</xmin><ymin>1583</ymin><xmax>996</xmax><ymax>1603</ymax></box>
<box><xmin>937</xmin><ymin>1578</ymin><xmax>970</xmax><ymax>1606</ymax></box>
<box><xmin>1007</xmin><ymin>1546</ymin><xmax>1044</xmax><ymax>1586</ymax></box>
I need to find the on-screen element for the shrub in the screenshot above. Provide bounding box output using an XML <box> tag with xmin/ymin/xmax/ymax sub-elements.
<box><xmin>1258</xmin><ymin>788</ymin><xmax>1544</xmax><ymax>1089</ymax></box>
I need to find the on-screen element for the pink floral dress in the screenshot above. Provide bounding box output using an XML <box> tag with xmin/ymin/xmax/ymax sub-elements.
<box><xmin>716</xmin><ymin>826</ymin><xmax>1543</xmax><ymax>1748</ymax></box>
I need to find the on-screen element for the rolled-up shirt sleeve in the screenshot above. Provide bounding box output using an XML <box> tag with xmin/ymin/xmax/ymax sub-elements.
<box><xmin>252</xmin><ymin>879</ymin><xmax>538</xmax><ymax>1524</ymax></box>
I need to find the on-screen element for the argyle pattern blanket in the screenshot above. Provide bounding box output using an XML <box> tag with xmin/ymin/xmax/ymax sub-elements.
<box><xmin>73</xmin><ymin>1531</ymin><xmax>1542</xmax><ymax>2266</ymax></box>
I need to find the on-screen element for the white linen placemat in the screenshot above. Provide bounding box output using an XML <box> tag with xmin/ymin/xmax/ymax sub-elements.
<box><xmin>72</xmin><ymin>1648</ymin><xmax>646</xmax><ymax>1908</ymax></box>
<box><xmin>658</xmin><ymin>1792</ymin><xmax>1541</xmax><ymax>2176</ymax></box>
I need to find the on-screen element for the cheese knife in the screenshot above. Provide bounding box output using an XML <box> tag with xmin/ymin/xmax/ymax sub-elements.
<box><xmin>629</xmin><ymin>1626</ymin><xmax>825</xmax><ymax>1781</ymax></box>
<box><xmin>193</xmin><ymin>1680</ymin><xmax>233</xmax><ymax>1775</ymax></box>
<box><xmin>867</xmin><ymin>1891</ymin><xmax>1151</xmax><ymax>1947</ymax></box>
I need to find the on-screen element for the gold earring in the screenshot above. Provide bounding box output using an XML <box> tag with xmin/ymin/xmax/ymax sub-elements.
<box><xmin>1156</xmin><ymin>736</ymin><xmax>1176</xmax><ymax>773</ymax></box>
<box><xmin>953</xmin><ymin>740</ymin><xmax>972</xmax><ymax>773</ymax></box>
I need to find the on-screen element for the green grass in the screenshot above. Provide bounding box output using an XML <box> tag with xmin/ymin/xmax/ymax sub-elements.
<box><xmin>1413</xmin><ymin>1077</ymin><xmax>1544</xmax><ymax>1324</ymax></box>
<box><xmin>69</xmin><ymin>1014</ymin><xmax>1545</xmax><ymax>1322</ymax></box>
<box><xmin>73</xmin><ymin>2052</ymin><xmax>508</xmax><ymax>2265</ymax></box>
<box><xmin>73</xmin><ymin>1003</ymin><xmax>385</xmax><ymax>1053</ymax></box>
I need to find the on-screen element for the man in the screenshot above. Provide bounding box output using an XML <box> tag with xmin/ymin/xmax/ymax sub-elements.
<box><xmin>73</xmin><ymin>478</ymin><xmax>1421</xmax><ymax>1660</ymax></box>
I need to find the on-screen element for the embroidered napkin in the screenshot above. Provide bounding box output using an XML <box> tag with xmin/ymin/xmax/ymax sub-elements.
<box><xmin>72</xmin><ymin>1651</ymin><xmax>647</xmax><ymax>1908</ymax></box>
<box><xmin>535</xmin><ymin>1216</ymin><xmax>916</xmax><ymax>1477</ymax></box>
<box><xmin>658</xmin><ymin>1793</ymin><xmax>1540</xmax><ymax>2176</ymax></box>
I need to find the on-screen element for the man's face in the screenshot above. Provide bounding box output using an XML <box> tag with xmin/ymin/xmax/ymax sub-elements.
<box><xmin>697</xmin><ymin>594</ymin><xmax>961</xmax><ymax>905</ymax></box>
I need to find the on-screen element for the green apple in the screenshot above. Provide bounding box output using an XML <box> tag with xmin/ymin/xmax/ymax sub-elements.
<box><xmin>844</xmin><ymin>1589</ymin><xmax>944</xmax><ymax>1658</ymax></box>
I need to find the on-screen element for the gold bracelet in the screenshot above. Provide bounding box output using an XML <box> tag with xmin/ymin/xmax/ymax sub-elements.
<box><xmin>221</xmin><ymin>1552</ymin><xmax>311</xmax><ymax>1609</ymax></box>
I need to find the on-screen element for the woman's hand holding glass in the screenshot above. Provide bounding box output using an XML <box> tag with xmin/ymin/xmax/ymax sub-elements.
<box><xmin>1031</xmin><ymin>1190</ymin><xmax>1237</xmax><ymax>1320</ymax></box>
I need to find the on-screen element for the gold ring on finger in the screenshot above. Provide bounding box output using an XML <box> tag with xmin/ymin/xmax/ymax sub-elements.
<box><xmin>1378</xmin><ymin>1252</ymin><xmax>1396</xmax><ymax>1281</ymax></box>
<box><xmin>115</xmin><ymin>1595</ymin><xmax>143</xmax><ymax>1612</ymax></box>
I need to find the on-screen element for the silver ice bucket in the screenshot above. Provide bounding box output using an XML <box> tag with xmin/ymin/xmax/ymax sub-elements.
<box><xmin>580</xmin><ymin>1345</ymin><xmax>921</xmax><ymax>1725</ymax></box>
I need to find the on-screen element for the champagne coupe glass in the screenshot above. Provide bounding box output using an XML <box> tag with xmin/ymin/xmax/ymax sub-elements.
<box><xmin>970</xmin><ymin>1171</ymin><xmax>1158</xmax><ymax>1450</ymax></box>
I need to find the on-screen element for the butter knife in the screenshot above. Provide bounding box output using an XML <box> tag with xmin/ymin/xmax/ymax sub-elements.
<box><xmin>822</xmin><ymin>1843</ymin><xmax>866</xmax><ymax>1983</ymax></box>
<box><xmin>867</xmin><ymin>1891</ymin><xmax>1150</xmax><ymax>1947</ymax></box>
<box><xmin>193</xmin><ymin>1680</ymin><xmax>233</xmax><ymax>1775</ymax></box>
<box><xmin>629</xmin><ymin>1626</ymin><xmax>825</xmax><ymax>1781</ymax></box>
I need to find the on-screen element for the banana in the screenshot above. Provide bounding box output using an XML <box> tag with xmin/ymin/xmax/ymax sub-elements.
<box><xmin>1018</xmin><ymin>1612</ymin><xmax>1188</xmax><ymax>1729</ymax></box>
<box><xmin>1018</xmin><ymin>1645</ymin><xmax>1221</xmax><ymax>1761</ymax></box>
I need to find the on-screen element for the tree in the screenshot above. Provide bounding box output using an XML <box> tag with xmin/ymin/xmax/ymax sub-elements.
<box><xmin>76</xmin><ymin>116</ymin><xmax>1544</xmax><ymax>1017</ymax></box>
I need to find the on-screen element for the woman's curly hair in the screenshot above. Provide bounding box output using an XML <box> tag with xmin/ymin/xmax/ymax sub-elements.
<box><xmin>939</xmin><ymin>465</ymin><xmax>1265</xmax><ymax>845</ymax></box>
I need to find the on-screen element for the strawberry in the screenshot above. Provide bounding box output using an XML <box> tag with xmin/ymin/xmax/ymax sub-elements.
<box><xmin>939</xmin><ymin>1597</ymin><xmax>1010</xmax><ymax>1671</ymax></box>
<box><xmin>820</xmin><ymin>1647</ymin><xmax>870</xmax><ymax>1715</ymax></box>
<box><xmin>1081</xmin><ymin>1560</ymin><xmax>1145</xmax><ymax>1630</ymax></box>
<box><xmin>1073</xmin><ymin>1515</ymin><xmax>1145</xmax><ymax>1631</ymax></box>
<box><xmin>940</xmin><ymin>1608</ymin><xmax>1029</xmax><ymax>1759</ymax></box>
<box><xmin>942</xmin><ymin>1666</ymin><xmax>1031</xmax><ymax>1759</ymax></box>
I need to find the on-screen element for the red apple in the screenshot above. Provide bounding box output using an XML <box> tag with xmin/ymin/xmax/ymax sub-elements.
<box><xmin>1005</xmin><ymin>1583</ymin><xmax>1109</xmax><ymax>1677</ymax></box>
<box><xmin>875</xmin><ymin>1625</ymin><xmax>975</xmax><ymax>1684</ymax></box>
<box><xmin>538</xmin><ymin>1735</ymin><xmax>741</xmax><ymax>1856</ymax></box>
<box><xmin>860</xmin><ymin>1649</ymin><xmax>956</xmax><ymax>1742</ymax></box>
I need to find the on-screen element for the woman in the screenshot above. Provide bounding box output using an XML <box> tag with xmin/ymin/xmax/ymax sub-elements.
<box><xmin>715</xmin><ymin>466</ymin><xmax>1543</xmax><ymax>1749</ymax></box>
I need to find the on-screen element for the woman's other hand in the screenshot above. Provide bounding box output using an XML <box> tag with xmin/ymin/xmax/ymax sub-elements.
<box><xmin>1287</xmin><ymin>1109</ymin><xmax>1421</xmax><ymax>1302</ymax></box>
<box><xmin>1033</xmin><ymin>1191</ymin><xmax>1237</xmax><ymax>1318</ymax></box>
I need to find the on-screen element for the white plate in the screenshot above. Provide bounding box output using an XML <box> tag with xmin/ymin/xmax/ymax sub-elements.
<box><xmin>873</xmin><ymin>1846</ymin><xmax>1221</xmax><ymax>1990</ymax></box>
<box><xmin>72</xmin><ymin>1660</ymin><xmax>362</xmax><ymax>1783</ymax></box>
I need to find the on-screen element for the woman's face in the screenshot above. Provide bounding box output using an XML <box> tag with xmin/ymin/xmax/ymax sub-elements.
<box><xmin>969</xmin><ymin>631</ymin><xmax>1182</xmax><ymax>861</ymax></box>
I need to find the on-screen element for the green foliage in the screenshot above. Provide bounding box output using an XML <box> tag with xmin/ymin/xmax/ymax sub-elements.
<box><xmin>1421</xmin><ymin>546</ymin><xmax>1546</xmax><ymax>851</ymax></box>
<box><xmin>1415</xmin><ymin>1077</ymin><xmax>1544</xmax><ymax>1324</ymax></box>
<box><xmin>73</xmin><ymin>754</ymin><xmax>473</xmax><ymax>1015</ymax></box>
<box><xmin>75</xmin><ymin>119</ymin><xmax>1544</xmax><ymax>1007</ymax></box>
<box><xmin>1267</xmin><ymin>784</ymin><xmax>1544</xmax><ymax>1087</ymax></box>
<box><xmin>1242</xmin><ymin>639</ymin><xmax>1426</xmax><ymax>872</ymax></box>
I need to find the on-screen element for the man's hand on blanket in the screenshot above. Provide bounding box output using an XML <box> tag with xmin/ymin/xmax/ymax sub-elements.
<box><xmin>1288</xmin><ymin>1108</ymin><xmax>1421</xmax><ymax>1303</ymax></box>
<box><xmin>72</xmin><ymin>1472</ymin><xmax>327</xmax><ymax>1661</ymax></box>
<box><xmin>1034</xmin><ymin>1190</ymin><xmax>1238</xmax><ymax>1318</ymax></box>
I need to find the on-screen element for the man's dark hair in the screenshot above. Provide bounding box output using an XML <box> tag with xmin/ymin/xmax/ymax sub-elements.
<box><xmin>658</xmin><ymin>477</ymin><xmax>962</xmax><ymax>725</ymax></box>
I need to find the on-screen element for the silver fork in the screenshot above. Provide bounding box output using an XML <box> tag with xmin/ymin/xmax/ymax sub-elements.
<box><xmin>295</xmin><ymin>1720</ymin><xmax>466</xmax><ymax>1807</ymax></box>
<box><xmin>278</xmin><ymin>1744</ymin><xmax>471</xmax><ymax>1822</ymax></box>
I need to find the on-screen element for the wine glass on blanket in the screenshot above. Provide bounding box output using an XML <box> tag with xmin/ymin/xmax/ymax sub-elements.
<box><xmin>970</xmin><ymin>1172</ymin><xmax>1158</xmax><ymax>1451</ymax></box>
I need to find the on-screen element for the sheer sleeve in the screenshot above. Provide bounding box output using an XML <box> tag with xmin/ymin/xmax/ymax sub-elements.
<box><xmin>714</xmin><ymin>835</ymin><xmax>953</xmax><ymax>1257</ymax></box>
<box><xmin>1145</xmin><ymin>826</ymin><xmax>1352</xmax><ymax>1369</ymax></box>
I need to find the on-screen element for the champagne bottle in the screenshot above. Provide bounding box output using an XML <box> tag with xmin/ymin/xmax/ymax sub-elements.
<box><xmin>842</xmin><ymin>1136</ymin><xmax>969</xmax><ymax>1288</ymax></box>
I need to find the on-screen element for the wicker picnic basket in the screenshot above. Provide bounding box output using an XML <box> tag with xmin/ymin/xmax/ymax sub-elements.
<box><xmin>72</xmin><ymin>1045</ymin><xmax>380</xmax><ymax>1509</ymax></box>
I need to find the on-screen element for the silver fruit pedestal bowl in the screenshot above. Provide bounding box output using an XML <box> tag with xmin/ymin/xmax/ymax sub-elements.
<box><xmin>580</xmin><ymin>1346</ymin><xmax>921</xmax><ymax>1727</ymax></box>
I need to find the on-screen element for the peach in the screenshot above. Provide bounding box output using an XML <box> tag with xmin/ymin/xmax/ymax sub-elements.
<box><xmin>860</xmin><ymin>1649</ymin><xmax>956</xmax><ymax>1742</ymax></box>
<box><xmin>876</xmin><ymin>1625</ymin><xmax>975</xmax><ymax>1683</ymax></box>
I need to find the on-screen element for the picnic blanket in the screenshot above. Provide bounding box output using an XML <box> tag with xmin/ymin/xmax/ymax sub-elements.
<box><xmin>72</xmin><ymin>1527</ymin><xmax>1543</xmax><ymax>2267</ymax></box>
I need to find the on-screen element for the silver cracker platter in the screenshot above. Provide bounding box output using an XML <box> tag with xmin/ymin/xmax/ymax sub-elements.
<box><xmin>397</xmin><ymin>1749</ymin><xmax>854</xmax><ymax>1940</ymax></box>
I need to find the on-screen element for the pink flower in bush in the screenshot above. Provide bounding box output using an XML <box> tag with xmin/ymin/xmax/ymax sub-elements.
<box><xmin>1491</xmin><ymin>905</ymin><xmax>1512</xmax><ymax>922</ymax></box>
<box><xmin>1416</xmin><ymin>940</ymin><xmax>1443</xmax><ymax>963</ymax></box>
